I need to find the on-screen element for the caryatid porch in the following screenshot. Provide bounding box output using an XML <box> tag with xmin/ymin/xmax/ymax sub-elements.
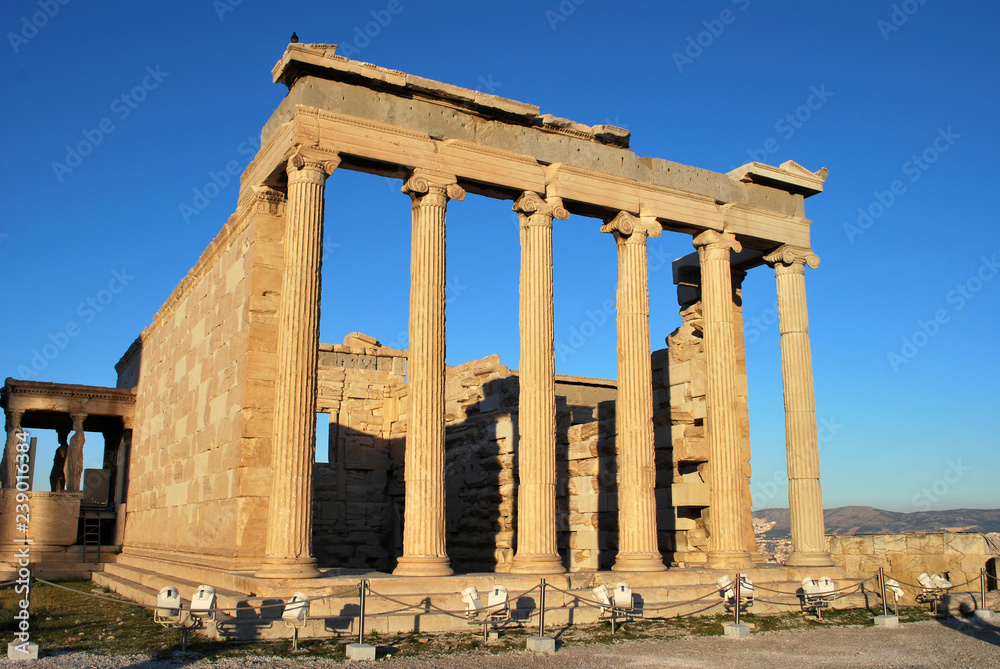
<box><xmin>241</xmin><ymin>43</ymin><xmax>834</xmax><ymax>577</ymax></box>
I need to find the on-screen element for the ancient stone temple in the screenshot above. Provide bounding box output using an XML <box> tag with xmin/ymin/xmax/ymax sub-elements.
<box><xmin>1</xmin><ymin>43</ymin><xmax>839</xmax><ymax>632</ymax></box>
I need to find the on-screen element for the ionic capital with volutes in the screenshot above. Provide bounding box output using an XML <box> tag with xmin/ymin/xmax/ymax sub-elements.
<box><xmin>286</xmin><ymin>147</ymin><xmax>340</xmax><ymax>184</ymax></box>
<box><xmin>402</xmin><ymin>170</ymin><xmax>465</xmax><ymax>205</ymax></box>
<box><xmin>512</xmin><ymin>191</ymin><xmax>569</xmax><ymax>228</ymax></box>
<box><xmin>601</xmin><ymin>211</ymin><xmax>661</xmax><ymax>245</ymax></box>
<box><xmin>692</xmin><ymin>229</ymin><xmax>742</xmax><ymax>256</ymax></box>
<box><xmin>763</xmin><ymin>245</ymin><xmax>820</xmax><ymax>273</ymax></box>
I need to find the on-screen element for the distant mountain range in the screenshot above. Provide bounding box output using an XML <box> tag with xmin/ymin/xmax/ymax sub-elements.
<box><xmin>753</xmin><ymin>506</ymin><xmax>1000</xmax><ymax>538</ymax></box>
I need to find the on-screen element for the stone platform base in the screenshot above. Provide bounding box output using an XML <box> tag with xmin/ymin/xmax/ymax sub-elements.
<box><xmin>89</xmin><ymin>551</ymin><xmax>873</xmax><ymax>640</ymax></box>
<box><xmin>0</xmin><ymin>544</ymin><xmax>117</xmax><ymax>582</ymax></box>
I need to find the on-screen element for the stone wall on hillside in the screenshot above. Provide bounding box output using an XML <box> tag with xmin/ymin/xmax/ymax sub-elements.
<box><xmin>828</xmin><ymin>532</ymin><xmax>999</xmax><ymax>603</ymax></box>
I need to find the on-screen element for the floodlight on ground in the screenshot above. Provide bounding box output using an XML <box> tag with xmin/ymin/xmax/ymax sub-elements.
<box><xmin>800</xmin><ymin>577</ymin><xmax>836</xmax><ymax>617</ymax></box>
<box><xmin>461</xmin><ymin>586</ymin><xmax>484</xmax><ymax>616</ymax></box>
<box><xmin>592</xmin><ymin>584</ymin><xmax>612</xmax><ymax>610</ymax></box>
<box><xmin>885</xmin><ymin>578</ymin><xmax>905</xmax><ymax>602</ymax></box>
<box><xmin>486</xmin><ymin>585</ymin><xmax>510</xmax><ymax>621</ymax></box>
<box><xmin>717</xmin><ymin>575</ymin><xmax>735</xmax><ymax>601</ymax></box>
<box><xmin>613</xmin><ymin>582</ymin><xmax>633</xmax><ymax>610</ymax></box>
<box><xmin>282</xmin><ymin>592</ymin><xmax>310</xmax><ymax>627</ymax></box>
<box><xmin>190</xmin><ymin>585</ymin><xmax>217</xmax><ymax>621</ymax></box>
<box><xmin>154</xmin><ymin>586</ymin><xmax>183</xmax><ymax>626</ymax></box>
<box><xmin>738</xmin><ymin>574</ymin><xmax>754</xmax><ymax>601</ymax></box>
<box><xmin>916</xmin><ymin>572</ymin><xmax>951</xmax><ymax>614</ymax></box>
<box><xmin>931</xmin><ymin>574</ymin><xmax>953</xmax><ymax>589</ymax></box>
<box><xmin>283</xmin><ymin>592</ymin><xmax>311</xmax><ymax>652</ymax></box>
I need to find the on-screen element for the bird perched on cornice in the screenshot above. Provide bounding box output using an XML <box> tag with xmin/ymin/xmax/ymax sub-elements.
<box><xmin>291</xmin><ymin>32</ymin><xmax>299</xmax><ymax>43</ymax></box>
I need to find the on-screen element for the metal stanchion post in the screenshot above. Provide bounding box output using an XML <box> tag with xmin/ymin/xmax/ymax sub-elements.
<box><xmin>723</xmin><ymin>573</ymin><xmax>750</xmax><ymax>638</ymax></box>
<box><xmin>359</xmin><ymin>579</ymin><xmax>367</xmax><ymax>646</ymax></box>
<box><xmin>737</xmin><ymin>577</ymin><xmax>743</xmax><ymax>625</ymax></box>
<box><xmin>526</xmin><ymin>578</ymin><xmax>555</xmax><ymax>653</ymax></box>
<box><xmin>539</xmin><ymin>578</ymin><xmax>546</xmax><ymax>638</ymax></box>
<box><xmin>976</xmin><ymin>567</ymin><xmax>995</xmax><ymax>621</ymax></box>
<box><xmin>880</xmin><ymin>567</ymin><xmax>888</xmax><ymax>618</ymax></box>
<box><xmin>875</xmin><ymin>566</ymin><xmax>899</xmax><ymax>628</ymax></box>
<box><xmin>346</xmin><ymin>579</ymin><xmax>377</xmax><ymax>661</ymax></box>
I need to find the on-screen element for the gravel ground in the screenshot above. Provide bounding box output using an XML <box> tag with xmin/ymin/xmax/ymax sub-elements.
<box><xmin>3</xmin><ymin>618</ymin><xmax>998</xmax><ymax>668</ymax></box>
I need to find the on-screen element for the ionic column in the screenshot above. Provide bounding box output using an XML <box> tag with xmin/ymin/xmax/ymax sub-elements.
<box><xmin>510</xmin><ymin>191</ymin><xmax>568</xmax><ymax>574</ymax></box>
<box><xmin>764</xmin><ymin>245</ymin><xmax>834</xmax><ymax>567</ymax></box>
<box><xmin>693</xmin><ymin>230</ymin><xmax>753</xmax><ymax>570</ymax></box>
<box><xmin>602</xmin><ymin>212</ymin><xmax>666</xmax><ymax>572</ymax></box>
<box><xmin>393</xmin><ymin>170</ymin><xmax>464</xmax><ymax>577</ymax></box>
<box><xmin>2</xmin><ymin>409</ymin><xmax>24</xmax><ymax>488</ymax></box>
<box><xmin>257</xmin><ymin>149</ymin><xmax>339</xmax><ymax>579</ymax></box>
<box><xmin>731</xmin><ymin>270</ymin><xmax>761</xmax><ymax>561</ymax></box>
<box><xmin>65</xmin><ymin>412</ymin><xmax>87</xmax><ymax>492</ymax></box>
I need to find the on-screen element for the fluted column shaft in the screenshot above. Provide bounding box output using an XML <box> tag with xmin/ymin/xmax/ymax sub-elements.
<box><xmin>510</xmin><ymin>192</ymin><xmax>567</xmax><ymax>574</ymax></box>
<box><xmin>603</xmin><ymin>212</ymin><xmax>666</xmax><ymax>572</ymax></box>
<box><xmin>765</xmin><ymin>246</ymin><xmax>834</xmax><ymax>567</ymax></box>
<box><xmin>2</xmin><ymin>409</ymin><xmax>24</xmax><ymax>488</ymax></box>
<box><xmin>257</xmin><ymin>151</ymin><xmax>338</xmax><ymax>579</ymax></box>
<box><xmin>66</xmin><ymin>412</ymin><xmax>87</xmax><ymax>493</ymax></box>
<box><xmin>694</xmin><ymin>230</ymin><xmax>752</xmax><ymax>570</ymax></box>
<box><xmin>394</xmin><ymin>170</ymin><xmax>464</xmax><ymax>577</ymax></box>
<box><xmin>731</xmin><ymin>270</ymin><xmax>761</xmax><ymax>561</ymax></box>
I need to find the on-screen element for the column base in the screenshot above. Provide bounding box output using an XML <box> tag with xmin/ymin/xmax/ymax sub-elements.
<box><xmin>510</xmin><ymin>553</ymin><xmax>566</xmax><ymax>575</ymax></box>
<box><xmin>783</xmin><ymin>550</ymin><xmax>835</xmax><ymax>567</ymax></box>
<box><xmin>705</xmin><ymin>551</ymin><xmax>753</xmax><ymax>571</ymax></box>
<box><xmin>392</xmin><ymin>555</ymin><xmax>453</xmax><ymax>577</ymax></box>
<box><xmin>254</xmin><ymin>557</ymin><xmax>321</xmax><ymax>579</ymax></box>
<box><xmin>612</xmin><ymin>552</ymin><xmax>667</xmax><ymax>572</ymax></box>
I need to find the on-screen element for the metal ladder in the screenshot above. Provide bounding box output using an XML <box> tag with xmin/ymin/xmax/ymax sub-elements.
<box><xmin>81</xmin><ymin>511</ymin><xmax>101</xmax><ymax>564</ymax></box>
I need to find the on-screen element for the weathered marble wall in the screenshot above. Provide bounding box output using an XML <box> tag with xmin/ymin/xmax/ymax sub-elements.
<box><xmin>828</xmin><ymin>532</ymin><xmax>997</xmax><ymax>597</ymax></box>
<box><xmin>118</xmin><ymin>194</ymin><xmax>284</xmax><ymax>568</ymax></box>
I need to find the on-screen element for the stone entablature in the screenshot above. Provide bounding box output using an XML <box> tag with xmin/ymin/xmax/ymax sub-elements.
<box><xmin>243</xmin><ymin>44</ymin><xmax>824</xmax><ymax>253</ymax></box>
<box><xmin>2</xmin><ymin>379</ymin><xmax>136</xmax><ymax>417</ymax></box>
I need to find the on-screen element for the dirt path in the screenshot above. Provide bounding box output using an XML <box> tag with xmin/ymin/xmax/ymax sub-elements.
<box><xmin>3</xmin><ymin>618</ymin><xmax>998</xmax><ymax>668</ymax></box>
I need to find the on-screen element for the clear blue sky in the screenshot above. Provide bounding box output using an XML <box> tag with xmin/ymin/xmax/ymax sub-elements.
<box><xmin>2</xmin><ymin>1</ymin><xmax>997</xmax><ymax>512</ymax></box>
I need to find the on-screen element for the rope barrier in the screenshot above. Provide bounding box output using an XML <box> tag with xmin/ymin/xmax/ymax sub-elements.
<box><xmin>0</xmin><ymin>580</ymin><xmax>19</xmax><ymax>588</ymax></box>
<box><xmin>34</xmin><ymin>578</ymin><xmax>156</xmax><ymax>608</ymax></box>
<box><xmin>33</xmin><ymin>577</ymin><xmax>361</xmax><ymax>617</ymax></box>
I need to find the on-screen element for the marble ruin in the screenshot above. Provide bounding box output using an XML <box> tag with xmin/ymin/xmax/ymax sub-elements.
<box><xmin>10</xmin><ymin>43</ymin><xmax>984</xmax><ymax>633</ymax></box>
